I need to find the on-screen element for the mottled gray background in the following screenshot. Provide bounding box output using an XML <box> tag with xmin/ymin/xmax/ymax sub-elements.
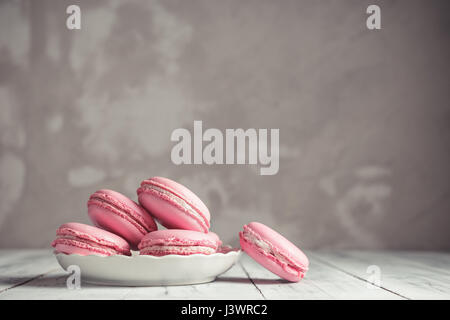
<box><xmin>0</xmin><ymin>0</ymin><xmax>449</xmax><ymax>250</ymax></box>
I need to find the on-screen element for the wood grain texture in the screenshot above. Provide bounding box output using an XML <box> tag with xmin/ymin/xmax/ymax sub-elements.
<box><xmin>312</xmin><ymin>250</ymin><xmax>450</xmax><ymax>300</ymax></box>
<box><xmin>0</xmin><ymin>249</ymin><xmax>59</xmax><ymax>293</ymax></box>
<box><xmin>239</xmin><ymin>253</ymin><xmax>401</xmax><ymax>299</ymax></box>
<box><xmin>0</xmin><ymin>249</ymin><xmax>448</xmax><ymax>300</ymax></box>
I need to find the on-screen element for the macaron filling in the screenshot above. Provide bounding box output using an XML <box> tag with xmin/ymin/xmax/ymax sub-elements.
<box><xmin>241</xmin><ymin>227</ymin><xmax>307</xmax><ymax>275</ymax></box>
<box><xmin>140</xmin><ymin>245</ymin><xmax>216</xmax><ymax>256</ymax></box>
<box><xmin>88</xmin><ymin>195</ymin><xmax>150</xmax><ymax>235</ymax></box>
<box><xmin>139</xmin><ymin>184</ymin><xmax>209</xmax><ymax>230</ymax></box>
<box><xmin>138</xmin><ymin>230</ymin><xmax>219</xmax><ymax>256</ymax></box>
<box><xmin>52</xmin><ymin>223</ymin><xmax>132</xmax><ymax>256</ymax></box>
<box><xmin>52</xmin><ymin>236</ymin><xmax>127</xmax><ymax>256</ymax></box>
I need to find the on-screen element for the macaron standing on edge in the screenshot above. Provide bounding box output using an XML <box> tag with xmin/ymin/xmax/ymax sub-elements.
<box><xmin>52</xmin><ymin>222</ymin><xmax>131</xmax><ymax>256</ymax></box>
<box><xmin>137</xmin><ymin>177</ymin><xmax>211</xmax><ymax>233</ymax></box>
<box><xmin>138</xmin><ymin>229</ymin><xmax>220</xmax><ymax>256</ymax></box>
<box><xmin>88</xmin><ymin>189</ymin><xmax>157</xmax><ymax>249</ymax></box>
<box><xmin>239</xmin><ymin>222</ymin><xmax>309</xmax><ymax>282</ymax></box>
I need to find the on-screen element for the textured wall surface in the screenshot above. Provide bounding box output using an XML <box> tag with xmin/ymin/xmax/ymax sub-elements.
<box><xmin>0</xmin><ymin>0</ymin><xmax>449</xmax><ymax>249</ymax></box>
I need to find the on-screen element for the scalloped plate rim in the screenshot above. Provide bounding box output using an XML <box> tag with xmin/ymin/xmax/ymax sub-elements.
<box><xmin>54</xmin><ymin>249</ymin><xmax>241</xmax><ymax>259</ymax></box>
<box><xmin>54</xmin><ymin>248</ymin><xmax>242</xmax><ymax>286</ymax></box>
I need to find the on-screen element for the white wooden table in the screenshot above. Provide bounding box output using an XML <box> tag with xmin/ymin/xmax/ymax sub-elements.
<box><xmin>0</xmin><ymin>249</ymin><xmax>449</xmax><ymax>299</ymax></box>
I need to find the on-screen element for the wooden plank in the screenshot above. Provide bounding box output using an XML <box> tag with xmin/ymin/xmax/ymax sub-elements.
<box><xmin>394</xmin><ymin>251</ymin><xmax>450</xmax><ymax>275</ymax></box>
<box><xmin>239</xmin><ymin>253</ymin><xmax>401</xmax><ymax>299</ymax></box>
<box><xmin>0</xmin><ymin>249</ymin><xmax>23</xmax><ymax>265</ymax></box>
<box><xmin>2</xmin><ymin>249</ymin><xmax>448</xmax><ymax>299</ymax></box>
<box><xmin>313</xmin><ymin>250</ymin><xmax>450</xmax><ymax>300</ymax></box>
<box><xmin>0</xmin><ymin>268</ymin><xmax>133</xmax><ymax>299</ymax></box>
<box><xmin>0</xmin><ymin>250</ymin><xmax>136</xmax><ymax>299</ymax></box>
<box><xmin>0</xmin><ymin>251</ymin><xmax>262</xmax><ymax>300</ymax></box>
<box><xmin>0</xmin><ymin>249</ymin><xmax>58</xmax><ymax>293</ymax></box>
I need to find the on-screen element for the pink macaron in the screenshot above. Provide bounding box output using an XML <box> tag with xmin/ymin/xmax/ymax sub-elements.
<box><xmin>137</xmin><ymin>177</ymin><xmax>211</xmax><ymax>233</ymax></box>
<box><xmin>52</xmin><ymin>222</ymin><xmax>131</xmax><ymax>256</ymax></box>
<box><xmin>239</xmin><ymin>222</ymin><xmax>309</xmax><ymax>282</ymax></box>
<box><xmin>138</xmin><ymin>229</ymin><xmax>220</xmax><ymax>256</ymax></box>
<box><xmin>88</xmin><ymin>189</ymin><xmax>157</xmax><ymax>248</ymax></box>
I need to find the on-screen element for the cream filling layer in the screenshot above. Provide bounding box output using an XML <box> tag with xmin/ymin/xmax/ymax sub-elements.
<box><xmin>89</xmin><ymin>196</ymin><xmax>149</xmax><ymax>234</ymax></box>
<box><xmin>143</xmin><ymin>184</ymin><xmax>206</xmax><ymax>227</ymax></box>
<box><xmin>54</xmin><ymin>235</ymin><xmax>123</xmax><ymax>254</ymax></box>
<box><xmin>243</xmin><ymin>230</ymin><xmax>303</xmax><ymax>272</ymax></box>
<box><xmin>141</xmin><ymin>245</ymin><xmax>216</xmax><ymax>254</ymax></box>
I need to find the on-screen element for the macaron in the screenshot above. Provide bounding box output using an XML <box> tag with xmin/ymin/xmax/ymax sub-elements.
<box><xmin>88</xmin><ymin>189</ymin><xmax>157</xmax><ymax>248</ymax></box>
<box><xmin>138</xmin><ymin>229</ymin><xmax>220</xmax><ymax>256</ymax></box>
<box><xmin>239</xmin><ymin>222</ymin><xmax>309</xmax><ymax>282</ymax></box>
<box><xmin>137</xmin><ymin>177</ymin><xmax>211</xmax><ymax>233</ymax></box>
<box><xmin>51</xmin><ymin>222</ymin><xmax>131</xmax><ymax>256</ymax></box>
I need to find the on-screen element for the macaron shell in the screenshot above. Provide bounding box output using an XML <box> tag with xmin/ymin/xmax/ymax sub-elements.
<box><xmin>87</xmin><ymin>189</ymin><xmax>157</xmax><ymax>248</ymax></box>
<box><xmin>89</xmin><ymin>189</ymin><xmax>157</xmax><ymax>232</ymax></box>
<box><xmin>88</xmin><ymin>205</ymin><xmax>148</xmax><ymax>248</ymax></box>
<box><xmin>140</xmin><ymin>246</ymin><xmax>215</xmax><ymax>256</ymax></box>
<box><xmin>245</xmin><ymin>222</ymin><xmax>309</xmax><ymax>270</ymax></box>
<box><xmin>240</xmin><ymin>233</ymin><xmax>305</xmax><ymax>282</ymax></box>
<box><xmin>56</xmin><ymin>222</ymin><xmax>131</xmax><ymax>250</ymax></box>
<box><xmin>138</xmin><ymin>193</ymin><xmax>208</xmax><ymax>232</ymax></box>
<box><xmin>52</xmin><ymin>222</ymin><xmax>131</xmax><ymax>256</ymax></box>
<box><xmin>53</xmin><ymin>240</ymin><xmax>117</xmax><ymax>256</ymax></box>
<box><xmin>138</xmin><ymin>229</ymin><xmax>220</xmax><ymax>256</ymax></box>
<box><xmin>137</xmin><ymin>177</ymin><xmax>210</xmax><ymax>232</ymax></box>
<box><xmin>138</xmin><ymin>229</ymin><xmax>220</xmax><ymax>248</ymax></box>
<box><xmin>239</xmin><ymin>222</ymin><xmax>309</xmax><ymax>282</ymax></box>
<box><xmin>147</xmin><ymin>177</ymin><xmax>210</xmax><ymax>222</ymax></box>
<box><xmin>208</xmin><ymin>231</ymin><xmax>222</xmax><ymax>247</ymax></box>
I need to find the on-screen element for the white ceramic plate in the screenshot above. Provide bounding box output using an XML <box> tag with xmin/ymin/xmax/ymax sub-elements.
<box><xmin>55</xmin><ymin>248</ymin><xmax>241</xmax><ymax>286</ymax></box>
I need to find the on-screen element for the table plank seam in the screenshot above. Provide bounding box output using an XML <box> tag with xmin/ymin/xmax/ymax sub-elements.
<box><xmin>1</xmin><ymin>250</ymin><xmax>449</xmax><ymax>299</ymax></box>
<box><xmin>309</xmin><ymin>253</ymin><xmax>411</xmax><ymax>300</ymax></box>
<box><xmin>0</xmin><ymin>268</ymin><xmax>59</xmax><ymax>295</ymax></box>
<box><xmin>238</xmin><ymin>261</ymin><xmax>266</xmax><ymax>300</ymax></box>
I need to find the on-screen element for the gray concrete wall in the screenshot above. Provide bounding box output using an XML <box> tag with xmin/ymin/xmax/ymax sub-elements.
<box><xmin>1</xmin><ymin>0</ymin><xmax>449</xmax><ymax>249</ymax></box>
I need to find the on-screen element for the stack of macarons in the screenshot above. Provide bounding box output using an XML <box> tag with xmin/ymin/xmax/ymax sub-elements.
<box><xmin>52</xmin><ymin>176</ymin><xmax>309</xmax><ymax>282</ymax></box>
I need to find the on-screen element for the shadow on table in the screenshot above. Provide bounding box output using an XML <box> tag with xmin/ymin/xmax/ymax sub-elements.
<box><xmin>215</xmin><ymin>277</ymin><xmax>289</xmax><ymax>285</ymax></box>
